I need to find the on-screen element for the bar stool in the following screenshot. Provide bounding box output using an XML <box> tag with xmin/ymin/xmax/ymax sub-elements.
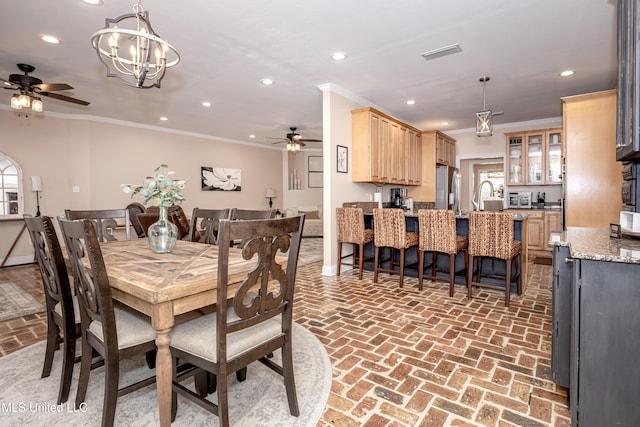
<box><xmin>417</xmin><ymin>209</ymin><xmax>468</xmax><ymax>296</ymax></box>
<box><xmin>467</xmin><ymin>211</ymin><xmax>522</xmax><ymax>307</ymax></box>
<box><xmin>336</xmin><ymin>207</ymin><xmax>374</xmax><ymax>279</ymax></box>
<box><xmin>373</xmin><ymin>208</ymin><xmax>419</xmax><ymax>288</ymax></box>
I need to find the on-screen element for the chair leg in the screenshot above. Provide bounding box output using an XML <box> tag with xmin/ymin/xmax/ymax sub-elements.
<box><xmin>418</xmin><ymin>250</ymin><xmax>424</xmax><ymax>291</ymax></box>
<box><xmin>171</xmin><ymin>357</ymin><xmax>178</xmax><ymax>422</ymax></box>
<box><xmin>517</xmin><ymin>254</ymin><xmax>522</xmax><ymax>295</ymax></box>
<box><xmin>102</xmin><ymin>354</ymin><xmax>120</xmax><ymax>427</ymax></box>
<box><xmin>463</xmin><ymin>249</ymin><xmax>470</xmax><ymax>297</ymax></box>
<box><xmin>41</xmin><ymin>319</ymin><xmax>59</xmax><ymax>379</ymax></box>
<box><xmin>467</xmin><ymin>254</ymin><xmax>474</xmax><ymax>300</ymax></box>
<box><xmin>449</xmin><ymin>253</ymin><xmax>455</xmax><ymax>297</ymax></box>
<box><xmin>358</xmin><ymin>243</ymin><xmax>365</xmax><ymax>280</ymax></box>
<box><xmin>217</xmin><ymin>368</ymin><xmax>230</xmax><ymax>427</ymax></box>
<box><xmin>145</xmin><ymin>349</ymin><xmax>157</xmax><ymax>369</ymax></box>
<box><xmin>373</xmin><ymin>246</ymin><xmax>380</xmax><ymax>283</ymax></box>
<box><xmin>74</xmin><ymin>338</ymin><xmax>93</xmax><ymax>407</ymax></box>
<box><xmin>336</xmin><ymin>241</ymin><xmax>342</xmax><ymax>277</ymax></box>
<box><xmin>57</xmin><ymin>325</ymin><xmax>76</xmax><ymax>404</ymax></box>
<box><xmin>236</xmin><ymin>367</ymin><xmax>247</xmax><ymax>382</ymax></box>
<box><xmin>431</xmin><ymin>251</ymin><xmax>437</xmax><ymax>278</ymax></box>
<box><xmin>475</xmin><ymin>256</ymin><xmax>482</xmax><ymax>282</ymax></box>
<box><xmin>399</xmin><ymin>248</ymin><xmax>405</xmax><ymax>288</ymax></box>
<box><xmin>282</xmin><ymin>338</ymin><xmax>300</xmax><ymax>416</ymax></box>
<box><xmin>194</xmin><ymin>370</ymin><xmax>209</xmax><ymax>397</ymax></box>
<box><xmin>505</xmin><ymin>258</ymin><xmax>512</xmax><ymax>308</ymax></box>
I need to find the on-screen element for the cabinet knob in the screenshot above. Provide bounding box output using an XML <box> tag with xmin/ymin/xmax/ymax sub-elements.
<box><xmin>564</xmin><ymin>258</ymin><xmax>573</xmax><ymax>264</ymax></box>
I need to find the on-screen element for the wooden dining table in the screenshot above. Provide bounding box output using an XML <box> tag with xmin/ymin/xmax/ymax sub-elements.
<box><xmin>95</xmin><ymin>238</ymin><xmax>282</xmax><ymax>426</ymax></box>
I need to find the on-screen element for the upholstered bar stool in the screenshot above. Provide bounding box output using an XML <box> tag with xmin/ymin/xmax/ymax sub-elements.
<box><xmin>417</xmin><ymin>209</ymin><xmax>468</xmax><ymax>296</ymax></box>
<box><xmin>467</xmin><ymin>211</ymin><xmax>522</xmax><ymax>307</ymax></box>
<box><xmin>372</xmin><ymin>208</ymin><xmax>419</xmax><ymax>288</ymax></box>
<box><xmin>336</xmin><ymin>207</ymin><xmax>374</xmax><ymax>279</ymax></box>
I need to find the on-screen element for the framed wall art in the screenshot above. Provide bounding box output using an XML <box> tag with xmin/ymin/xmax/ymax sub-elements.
<box><xmin>307</xmin><ymin>156</ymin><xmax>323</xmax><ymax>188</ymax></box>
<box><xmin>201</xmin><ymin>167</ymin><xmax>242</xmax><ymax>191</ymax></box>
<box><xmin>337</xmin><ymin>145</ymin><xmax>348</xmax><ymax>173</ymax></box>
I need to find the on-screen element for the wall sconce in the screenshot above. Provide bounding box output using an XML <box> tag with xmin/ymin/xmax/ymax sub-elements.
<box><xmin>265</xmin><ymin>188</ymin><xmax>277</xmax><ymax>209</ymax></box>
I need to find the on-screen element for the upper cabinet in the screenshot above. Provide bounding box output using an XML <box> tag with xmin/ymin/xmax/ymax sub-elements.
<box><xmin>435</xmin><ymin>132</ymin><xmax>456</xmax><ymax>167</ymax></box>
<box><xmin>616</xmin><ymin>0</ymin><xmax>640</xmax><ymax>160</ymax></box>
<box><xmin>506</xmin><ymin>128</ymin><xmax>562</xmax><ymax>185</ymax></box>
<box><xmin>351</xmin><ymin>107</ymin><xmax>422</xmax><ymax>186</ymax></box>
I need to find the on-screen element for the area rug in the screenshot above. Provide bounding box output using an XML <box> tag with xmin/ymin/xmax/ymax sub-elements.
<box><xmin>298</xmin><ymin>238</ymin><xmax>323</xmax><ymax>266</ymax></box>
<box><xmin>0</xmin><ymin>322</ymin><xmax>331</xmax><ymax>426</ymax></box>
<box><xmin>0</xmin><ymin>282</ymin><xmax>45</xmax><ymax>322</ymax></box>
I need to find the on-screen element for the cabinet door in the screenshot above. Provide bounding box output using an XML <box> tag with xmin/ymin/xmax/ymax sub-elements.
<box><xmin>526</xmin><ymin>132</ymin><xmax>544</xmax><ymax>184</ymax></box>
<box><xmin>507</xmin><ymin>134</ymin><xmax>524</xmax><ymax>184</ymax></box>
<box><xmin>407</xmin><ymin>130</ymin><xmax>422</xmax><ymax>185</ymax></box>
<box><xmin>544</xmin><ymin>212</ymin><xmax>562</xmax><ymax>251</ymax></box>
<box><xmin>527</xmin><ymin>216</ymin><xmax>544</xmax><ymax>250</ymax></box>
<box><xmin>376</xmin><ymin>117</ymin><xmax>392</xmax><ymax>183</ymax></box>
<box><xmin>447</xmin><ymin>139</ymin><xmax>455</xmax><ymax>166</ymax></box>
<box><xmin>546</xmin><ymin>130</ymin><xmax>563</xmax><ymax>184</ymax></box>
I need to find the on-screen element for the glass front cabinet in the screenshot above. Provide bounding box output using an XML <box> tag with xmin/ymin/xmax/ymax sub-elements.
<box><xmin>506</xmin><ymin>128</ymin><xmax>562</xmax><ymax>185</ymax></box>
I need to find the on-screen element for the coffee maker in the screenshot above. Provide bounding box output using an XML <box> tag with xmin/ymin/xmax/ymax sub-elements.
<box><xmin>390</xmin><ymin>188</ymin><xmax>407</xmax><ymax>209</ymax></box>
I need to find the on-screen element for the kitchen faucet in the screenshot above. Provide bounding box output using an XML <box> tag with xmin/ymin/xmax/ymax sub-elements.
<box><xmin>472</xmin><ymin>180</ymin><xmax>495</xmax><ymax>211</ymax></box>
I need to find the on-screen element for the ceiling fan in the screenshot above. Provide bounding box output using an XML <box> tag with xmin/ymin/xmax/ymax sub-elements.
<box><xmin>2</xmin><ymin>63</ymin><xmax>90</xmax><ymax>112</ymax></box>
<box><xmin>268</xmin><ymin>127</ymin><xmax>322</xmax><ymax>151</ymax></box>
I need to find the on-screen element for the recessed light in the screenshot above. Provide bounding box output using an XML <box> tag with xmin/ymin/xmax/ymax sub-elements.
<box><xmin>249</xmin><ymin>134</ymin><xmax>256</xmax><ymax>138</ymax></box>
<box><xmin>441</xmin><ymin>122</ymin><xmax>449</xmax><ymax>126</ymax></box>
<box><xmin>406</xmin><ymin>100</ymin><xmax>416</xmax><ymax>105</ymax></box>
<box><xmin>560</xmin><ymin>70</ymin><xmax>575</xmax><ymax>77</ymax></box>
<box><xmin>160</xmin><ymin>116</ymin><xmax>168</xmax><ymax>121</ymax></box>
<box><xmin>81</xmin><ymin>0</ymin><xmax>103</xmax><ymax>5</ymax></box>
<box><xmin>41</xmin><ymin>35</ymin><xmax>61</xmax><ymax>44</ymax></box>
<box><xmin>261</xmin><ymin>78</ymin><xmax>274</xmax><ymax>85</ymax></box>
<box><xmin>201</xmin><ymin>101</ymin><xmax>211</xmax><ymax>107</ymax></box>
<box><xmin>331</xmin><ymin>52</ymin><xmax>347</xmax><ymax>61</ymax></box>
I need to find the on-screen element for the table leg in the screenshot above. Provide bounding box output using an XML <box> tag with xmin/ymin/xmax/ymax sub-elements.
<box><xmin>152</xmin><ymin>303</ymin><xmax>174</xmax><ymax>427</ymax></box>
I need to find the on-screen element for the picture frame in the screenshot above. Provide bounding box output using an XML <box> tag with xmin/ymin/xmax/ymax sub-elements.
<box><xmin>308</xmin><ymin>172</ymin><xmax>323</xmax><ymax>188</ymax></box>
<box><xmin>337</xmin><ymin>145</ymin><xmax>348</xmax><ymax>173</ymax></box>
<box><xmin>308</xmin><ymin>156</ymin><xmax>323</xmax><ymax>172</ymax></box>
<box><xmin>201</xmin><ymin>167</ymin><xmax>242</xmax><ymax>191</ymax></box>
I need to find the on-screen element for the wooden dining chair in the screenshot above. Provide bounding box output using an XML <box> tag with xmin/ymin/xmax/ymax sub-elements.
<box><xmin>23</xmin><ymin>214</ymin><xmax>79</xmax><ymax>404</ymax></box>
<box><xmin>229</xmin><ymin>208</ymin><xmax>276</xmax><ymax>220</ymax></box>
<box><xmin>189</xmin><ymin>208</ymin><xmax>231</xmax><ymax>244</ymax></box>
<box><xmin>169</xmin><ymin>215</ymin><xmax>305</xmax><ymax>426</ymax></box>
<box><xmin>126</xmin><ymin>202</ymin><xmax>147</xmax><ymax>238</ymax></box>
<box><xmin>372</xmin><ymin>208</ymin><xmax>419</xmax><ymax>288</ymax></box>
<box><xmin>467</xmin><ymin>211</ymin><xmax>522</xmax><ymax>307</ymax></box>
<box><xmin>59</xmin><ymin>218</ymin><xmax>157</xmax><ymax>427</ymax></box>
<box><xmin>146</xmin><ymin>205</ymin><xmax>191</xmax><ymax>239</ymax></box>
<box><xmin>336</xmin><ymin>207</ymin><xmax>374</xmax><ymax>279</ymax></box>
<box><xmin>64</xmin><ymin>208</ymin><xmax>131</xmax><ymax>241</ymax></box>
<box><xmin>417</xmin><ymin>209</ymin><xmax>469</xmax><ymax>296</ymax></box>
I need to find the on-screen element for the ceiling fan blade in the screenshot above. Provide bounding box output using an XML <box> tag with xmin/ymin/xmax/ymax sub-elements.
<box><xmin>271</xmin><ymin>140</ymin><xmax>287</xmax><ymax>145</ymax></box>
<box><xmin>39</xmin><ymin>91</ymin><xmax>90</xmax><ymax>106</ymax></box>
<box><xmin>33</xmin><ymin>83</ymin><xmax>73</xmax><ymax>92</ymax></box>
<box><xmin>298</xmin><ymin>138</ymin><xmax>322</xmax><ymax>142</ymax></box>
<box><xmin>1</xmin><ymin>78</ymin><xmax>18</xmax><ymax>89</ymax></box>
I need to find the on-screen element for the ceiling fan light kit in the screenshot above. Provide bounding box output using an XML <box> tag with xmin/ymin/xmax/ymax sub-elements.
<box><xmin>268</xmin><ymin>127</ymin><xmax>322</xmax><ymax>154</ymax></box>
<box><xmin>90</xmin><ymin>0</ymin><xmax>180</xmax><ymax>89</ymax></box>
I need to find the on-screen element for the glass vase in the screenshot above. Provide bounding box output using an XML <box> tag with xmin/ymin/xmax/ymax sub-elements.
<box><xmin>147</xmin><ymin>206</ymin><xmax>179</xmax><ymax>254</ymax></box>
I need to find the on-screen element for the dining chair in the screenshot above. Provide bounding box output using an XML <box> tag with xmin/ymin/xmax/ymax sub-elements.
<box><xmin>372</xmin><ymin>208</ymin><xmax>419</xmax><ymax>288</ymax></box>
<box><xmin>417</xmin><ymin>209</ymin><xmax>469</xmax><ymax>296</ymax></box>
<box><xmin>169</xmin><ymin>215</ymin><xmax>305</xmax><ymax>426</ymax></box>
<box><xmin>23</xmin><ymin>214</ymin><xmax>79</xmax><ymax>404</ymax></box>
<box><xmin>64</xmin><ymin>208</ymin><xmax>131</xmax><ymax>241</ymax></box>
<box><xmin>467</xmin><ymin>211</ymin><xmax>522</xmax><ymax>307</ymax></box>
<box><xmin>336</xmin><ymin>207</ymin><xmax>374</xmax><ymax>279</ymax></box>
<box><xmin>229</xmin><ymin>208</ymin><xmax>276</xmax><ymax>220</ymax></box>
<box><xmin>189</xmin><ymin>208</ymin><xmax>231</xmax><ymax>244</ymax></box>
<box><xmin>126</xmin><ymin>202</ymin><xmax>147</xmax><ymax>238</ymax></box>
<box><xmin>59</xmin><ymin>218</ymin><xmax>157</xmax><ymax>427</ymax></box>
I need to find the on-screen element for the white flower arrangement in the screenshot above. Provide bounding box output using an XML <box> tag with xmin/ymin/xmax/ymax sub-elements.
<box><xmin>121</xmin><ymin>164</ymin><xmax>187</xmax><ymax>207</ymax></box>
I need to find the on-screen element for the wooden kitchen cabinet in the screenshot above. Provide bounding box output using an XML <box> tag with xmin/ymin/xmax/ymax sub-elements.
<box><xmin>352</xmin><ymin>107</ymin><xmax>422</xmax><ymax>185</ymax></box>
<box><xmin>544</xmin><ymin>211</ymin><xmax>561</xmax><ymax>250</ymax></box>
<box><xmin>436</xmin><ymin>132</ymin><xmax>456</xmax><ymax>166</ymax></box>
<box><xmin>506</xmin><ymin>128</ymin><xmax>562</xmax><ymax>185</ymax></box>
<box><xmin>407</xmin><ymin>130</ymin><xmax>455</xmax><ymax>202</ymax></box>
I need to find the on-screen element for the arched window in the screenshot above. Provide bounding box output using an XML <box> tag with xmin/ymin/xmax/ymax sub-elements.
<box><xmin>0</xmin><ymin>153</ymin><xmax>24</xmax><ymax>217</ymax></box>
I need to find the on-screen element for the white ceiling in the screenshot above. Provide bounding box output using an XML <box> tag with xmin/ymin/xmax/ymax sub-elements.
<box><xmin>0</xmin><ymin>0</ymin><xmax>619</xmax><ymax>150</ymax></box>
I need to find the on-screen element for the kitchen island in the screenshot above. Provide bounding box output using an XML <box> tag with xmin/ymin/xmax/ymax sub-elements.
<box><xmin>359</xmin><ymin>210</ymin><xmax>529</xmax><ymax>293</ymax></box>
<box><xmin>551</xmin><ymin>227</ymin><xmax>640</xmax><ymax>426</ymax></box>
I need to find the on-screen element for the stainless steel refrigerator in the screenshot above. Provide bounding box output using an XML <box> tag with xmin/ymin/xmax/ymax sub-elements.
<box><xmin>436</xmin><ymin>165</ymin><xmax>461</xmax><ymax>213</ymax></box>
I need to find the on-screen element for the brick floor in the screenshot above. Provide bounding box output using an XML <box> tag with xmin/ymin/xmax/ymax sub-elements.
<box><xmin>0</xmin><ymin>250</ymin><xmax>570</xmax><ymax>426</ymax></box>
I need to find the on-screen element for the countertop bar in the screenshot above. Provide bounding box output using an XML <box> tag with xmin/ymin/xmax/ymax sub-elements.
<box><xmin>550</xmin><ymin>226</ymin><xmax>640</xmax><ymax>264</ymax></box>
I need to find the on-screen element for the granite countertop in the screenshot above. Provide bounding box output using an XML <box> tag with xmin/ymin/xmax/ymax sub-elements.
<box><xmin>550</xmin><ymin>227</ymin><xmax>640</xmax><ymax>264</ymax></box>
<box><xmin>400</xmin><ymin>210</ymin><xmax>528</xmax><ymax>220</ymax></box>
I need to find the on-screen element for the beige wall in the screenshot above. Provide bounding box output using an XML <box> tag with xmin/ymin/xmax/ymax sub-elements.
<box><xmin>0</xmin><ymin>109</ymin><xmax>284</xmax><ymax>265</ymax></box>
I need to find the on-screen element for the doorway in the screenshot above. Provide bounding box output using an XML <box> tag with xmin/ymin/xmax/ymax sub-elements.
<box><xmin>459</xmin><ymin>156</ymin><xmax>505</xmax><ymax>212</ymax></box>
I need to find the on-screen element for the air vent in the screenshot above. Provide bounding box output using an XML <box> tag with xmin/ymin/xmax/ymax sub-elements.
<box><xmin>421</xmin><ymin>43</ymin><xmax>462</xmax><ymax>61</ymax></box>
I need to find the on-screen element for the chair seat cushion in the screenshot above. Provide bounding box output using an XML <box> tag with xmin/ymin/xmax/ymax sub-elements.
<box><xmin>169</xmin><ymin>310</ymin><xmax>282</xmax><ymax>363</ymax></box>
<box><xmin>455</xmin><ymin>236</ymin><xmax>469</xmax><ymax>252</ymax></box>
<box><xmin>363</xmin><ymin>228</ymin><xmax>374</xmax><ymax>243</ymax></box>
<box><xmin>404</xmin><ymin>232</ymin><xmax>419</xmax><ymax>248</ymax></box>
<box><xmin>88</xmin><ymin>306</ymin><xmax>156</xmax><ymax>349</ymax></box>
<box><xmin>54</xmin><ymin>295</ymin><xmax>81</xmax><ymax>324</ymax></box>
